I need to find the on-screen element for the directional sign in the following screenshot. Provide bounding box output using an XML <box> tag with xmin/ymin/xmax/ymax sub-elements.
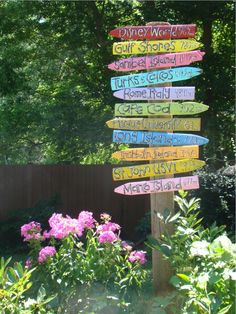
<box><xmin>111</xmin><ymin>67</ymin><xmax>202</xmax><ymax>90</ymax></box>
<box><xmin>113</xmin><ymin>130</ymin><xmax>209</xmax><ymax>146</ymax></box>
<box><xmin>108</xmin><ymin>51</ymin><xmax>205</xmax><ymax>72</ymax></box>
<box><xmin>109</xmin><ymin>24</ymin><xmax>196</xmax><ymax>40</ymax></box>
<box><xmin>114</xmin><ymin>87</ymin><xmax>195</xmax><ymax>101</ymax></box>
<box><xmin>114</xmin><ymin>175</ymin><xmax>199</xmax><ymax>195</ymax></box>
<box><xmin>113</xmin><ymin>39</ymin><xmax>201</xmax><ymax>55</ymax></box>
<box><xmin>112</xmin><ymin>146</ymin><xmax>199</xmax><ymax>161</ymax></box>
<box><xmin>107</xmin><ymin>117</ymin><xmax>201</xmax><ymax>131</ymax></box>
<box><xmin>114</xmin><ymin>102</ymin><xmax>209</xmax><ymax>116</ymax></box>
<box><xmin>113</xmin><ymin>159</ymin><xmax>205</xmax><ymax>181</ymax></box>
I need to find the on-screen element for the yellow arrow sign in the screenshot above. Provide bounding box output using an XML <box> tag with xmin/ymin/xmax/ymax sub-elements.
<box><xmin>113</xmin><ymin>39</ymin><xmax>201</xmax><ymax>55</ymax></box>
<box><xmin>113</xmin><ymin>159</ymin><xmax>205</xmax><ymax>181</ymax></box>
<box><xmin>112</xmin><ymin>146</ymin><xmax>199</xmax><ymax>161</ymax></box>
<box><xmin>106</xmin><ymin>117</ymin><xmax>201</xmax><ymax>131</ymax></box>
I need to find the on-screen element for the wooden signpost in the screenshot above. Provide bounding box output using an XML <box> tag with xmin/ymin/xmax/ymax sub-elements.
<box><xmin>114</xmin><ymin>101</ymin><xmax>209</xmax><ymax>116</ymax></box>
<box><xmin>107</xmin><ymin>21</ymin><xmax>208</xmax><ymax>294</ymax></box>
<box><xmin>112</xmin><ymin>146</ymin><xmax>199</xmax><ymax>161</ymax></box>
<box><xmin>111</xmin><ymin>67</ymin><xmax>202</xmax><ymax>90</ymax></box>
<box><xmin>113</xmin><ymin>39</ymin><xmax>201</xmax><ymax>55</ymax></box>
<box><xmin>113</xmin><ymin>130</ymin><xmax>208</xmax><ymax>146</ymax></box>
<box><xmin>113</xmin><ymin>86</ymin><xmax>195</xmax><ymax>100</ymax></box>
<box><xmin>114</xmin><ymin>175</ymin><xmax>199</xmax><ymax>195</ymax></box>
<box><xmin>106</xmin><ymin>117</ymin><xmax>201</xmax><ymax>131</ymax></box>
<box><xmin>108</xmin><ymin>51</ymin><xmax>205</xmax><ymax>72</ymax></box>
<box><xmin>109</xmin><ymin>24</ymin><xmax>196</xmax><ymax>40</ymax></box>
<box><xmin>112</xmin><ymin>159</ymin><xmax>205</xmax><ymax>181</ymax></box>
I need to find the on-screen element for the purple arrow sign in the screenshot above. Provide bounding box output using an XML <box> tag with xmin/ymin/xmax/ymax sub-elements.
<box><xmin>113</xmin><ymin>87</ymin><xmax>195</xmax><ymax>101</ymax></box>
<box><xmin>114</xmin><ymin>175</ymin><xmax>199</xmax><ymax>195</ymax></box>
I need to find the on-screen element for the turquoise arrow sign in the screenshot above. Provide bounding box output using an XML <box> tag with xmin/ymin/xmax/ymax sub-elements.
<box><xmin>111</xmin><ymin>67</ymin><xmax>202</xmax><ymax>90</ymax></box>
<box><xmin>113</xmin><ymin>130</ymin><xmax>209</xmax><ymax>146</ymax></box>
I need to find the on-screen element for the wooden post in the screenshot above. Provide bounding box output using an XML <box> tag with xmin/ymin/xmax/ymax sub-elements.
<box><xmin>146</xmin><ymin>22</ymin><xmax>175</xmax><ymax>294</ymax></box>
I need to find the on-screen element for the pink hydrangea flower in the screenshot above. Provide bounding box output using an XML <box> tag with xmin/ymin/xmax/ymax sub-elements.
<box><xmin>78</xmin><ymin>211</ymin><xmax>95</xmax><ymax>229</ymax></box>
<box><xmin>43</xmin><ymin>230</ymin><xmax>51</xmax><ymax>239</ymax></box>
<box><xmin>121</xmin><ymin>241</ymin><xmax>133</xmax><ymax>252</ymax></box>
<box><xmin>96</xmin><ymin>222</ymin><xmax>120</xmax><ymax>234</ymax></box>
<box><xmin>128</xmin><ymin>250</ymin><xmax>147</xmax><ymax>265</ymax></box>
<box><xmin>25</xmin><ymin>258</ymin><xmax>32</xmax><ymax>269</ymax></box>
<box><xmin>48</xmin><ymin>213</ymin><xmax>84</xmax><ymax>239</ymax></box>
<box><xmin>98</xmin><ymin>231</ymin><xmax>118</xmax><ymax>244</ymax></box>
<box><xmin>38</xmin><ymin>246</ymin><xmax>56</xmax><ymax>264</ymax></box>
<box><xmin>21</xmin><ymin>221</ymin><xmax>42</xmax><ymax>241</ymax></box>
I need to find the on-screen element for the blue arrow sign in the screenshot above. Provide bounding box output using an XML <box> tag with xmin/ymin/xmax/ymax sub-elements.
<box><xmin>113</xmin><ymin>130</ymin><xmax>209</xmax><ymax>146</ymax></box>
<box><xmin>111</xmin><ymin>67</ymin><xmax>202</xmax><ymax>90</ymax></box>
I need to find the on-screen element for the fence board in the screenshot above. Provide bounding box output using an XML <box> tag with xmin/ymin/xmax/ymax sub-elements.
<box><xmin>0</xmin><ymin>165</ymin><xmax>150</xmax><ymax>239</ymax></box>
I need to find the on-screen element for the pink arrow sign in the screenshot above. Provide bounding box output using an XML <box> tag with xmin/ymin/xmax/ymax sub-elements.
<box><xmin>114</xmin><ymin>175</ymin><xmax>199</xmax><ymax>195</ymax></box>
<box><xmin>108</xmin><ymin>50</ymin><xmax>205</xmax><ymax>72</ymax></box>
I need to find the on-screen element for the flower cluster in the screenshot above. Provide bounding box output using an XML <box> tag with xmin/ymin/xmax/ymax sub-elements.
<box><xmin>128</xmin><ymin>251</ymin><xmax>147</xmax><ymax>265</ymax></box>
<box><xmin>21</xmin><ymin>211</ymin><xmax>147</xmax><ymax>266</ymax></box>
<box><xmin>38</xmin><ymin>246</ymin><xmax>56</xmax><ymax>264</ymax></box>
<box><xmin>21</xmin><ymin>221</ymin><xmax>42</xmax><ymax>241</ymax></box>
<box><xmin>97</xmin><ymin>220</ymin><xmax>120</xmax><ymax>244</ymax></box>
<box><xmin>48</xmin><ymin>213</ymin><xmax>84</xmax><ymax>239</ymax></box>
<box><xmin>78</xmin><ymin>211</ymin><xmax>95</xmax><ymax>229</ymax></box>
<box><xmin>43</xmin><ymin>211</ymin><xmax>96</xmax><ymax>240</ymax></box>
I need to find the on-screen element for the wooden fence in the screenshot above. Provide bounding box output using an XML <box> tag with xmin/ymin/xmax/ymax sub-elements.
<box><xmin>0</xmin><ymin>165</ymin><xmax>150</xmax><ymax>239</ymax></box>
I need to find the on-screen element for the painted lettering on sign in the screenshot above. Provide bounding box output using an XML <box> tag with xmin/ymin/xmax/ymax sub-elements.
<box><xmin>112</xmin><ymin>159</ymin><xmax>205</xmax><ymax>181</ymax></box>
<box><xmin>109</xmin><ymin>24</ymin><xmax>196</xmax><ymax>40</ymax></box>
<box><xmin>107</xmin><ymin>117</ymin><xmax>201</xmax><ymax>131</ymax></box>
<box><xmin>112</xmin><ymin>146</ymin><xmax>199</xmax><ymax>161</ymax></box>
<box><xmin>113</xmin><ymin>130</ymin><xmax>209</xmax><ymax>146</ymax></box>
<box><xmin>113</xmin><ymin>39</ymin><xmax>201</xmax><ymax>55</ymax></box>
<box><xmin>111</xmin><ymin>67</ymin><xmax>202</xmax><ymax>90</ymax></box>
<box><xmin>114</xmin><ymin>102</ymin><xmax>209</xmax><ymax>116</ymax></box>
<box><xmin>108</xmin><ymin>51</ymin><xmax>205</xmax><ymax>72</ymax></box>
<box><xmin>113</xmin><ymin>87</ymin><xmax>195</xmax><ymax>100</ymax></box>
<box><xmin>114</xmin><ymin>175</ymin><xmax>199</xmax><ymax>195</ymax></box>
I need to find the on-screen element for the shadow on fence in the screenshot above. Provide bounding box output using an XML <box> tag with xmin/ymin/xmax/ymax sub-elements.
<box><xmin>0</xmin><ymin>165</ymin><xmax>150</xmax><ymax>240</ymax></box>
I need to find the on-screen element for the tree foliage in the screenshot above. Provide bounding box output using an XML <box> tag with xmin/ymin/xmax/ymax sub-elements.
<box><xmin>0</xmin><ymin>0</ymin><xmax>234</xmax><ymax>165</ymax></box>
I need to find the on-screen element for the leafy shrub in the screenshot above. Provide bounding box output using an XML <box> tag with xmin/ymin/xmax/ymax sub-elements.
<box><xmin>0</xmin><ymin>257</ymin><xmax>55</xmax><ymax>313</ymax></box>
<box><xmin>136</xmin><ymin>164</ymin><xmax>235</xmax><ymax>241</ymax></box>
<box><xmin>22</xmin><ymin>211</ymin><xmax>148</xmax><ymax>313</ymax></box>
<box><xmin>0</xmin><ymin>196</ymin><xmax>59</xmax><ymax>253</ymax></box>
<box><xmin>193</xmin><ymin>165</ymin><xmax>235</xmax><ymax>234</ymax></box>
<box><xmin>147</xmin><ymin>191</ymin><xmax>236</xmax><ymax>314</ymax></box>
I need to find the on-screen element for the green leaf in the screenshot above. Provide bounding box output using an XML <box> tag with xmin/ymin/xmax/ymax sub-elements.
<box><xmin>169</xmin><ymin>275</ymin><xmax>182</xmax><ymax>288</ymax></box>
<box><xmin>168</xmin><ymin>212</ymin><xmax>181</xmax><ymax>223</ymax></box>
<box><xmin>217</xmin><ymin>304</ymin><xmax>232</xmax><ymax>314</ymax></box>
<box><xmin>160</xmin><ymin>244</ymin><xmax>172</xmax><ymax>257</ymax></box>
<box><xmin>177</xmin><ymin>273</ymin><xmax>190</xmax><ymax>282</ymax></box>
